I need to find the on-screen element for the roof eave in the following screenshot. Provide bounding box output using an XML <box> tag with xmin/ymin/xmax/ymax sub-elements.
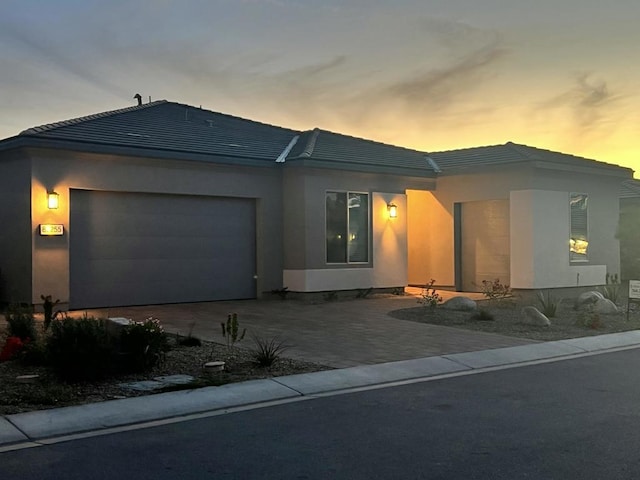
<box><xmin>0</xmin><ymin>136</ymin><xmax>282</xmax><ymax>168</ymax></box>
<box><xmin>284</xmin><ymin>158</ymin><xmax>437</xmax><ymax>178</ymax></box>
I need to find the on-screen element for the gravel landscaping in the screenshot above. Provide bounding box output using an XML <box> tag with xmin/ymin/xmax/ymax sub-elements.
<box><xmin>0</xmin><ymin>330</ymin><xmax>330</xmax><ymax>415</ymax></box>
<box><xmin>390</xmin><ymin>296</ymin><xmax>640</xmax><ymax>342</ymax></box>
<box><xmin>3</xmin><ymin>291</ymin><xmax>640</xmax><ymax>416</ymax></box>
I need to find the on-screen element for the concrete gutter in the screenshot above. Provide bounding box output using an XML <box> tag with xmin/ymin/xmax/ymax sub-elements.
<box><xmin>2</xmin><ymin>331</ymin><xmax>640</xmax><ymax>450</ymax></box>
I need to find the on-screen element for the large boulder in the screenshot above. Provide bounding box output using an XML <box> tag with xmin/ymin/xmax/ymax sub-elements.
<box><xmin>576</xmin><ymin>291</ymin><xmax>604</xmax><ymax>307</ymax></box>
<box><xmin>592</xmin><ymin>297</ymin><xmax>618</xmax><ymax>314</ymax></box>
<box><xmin>521</xmin><ymin>306</ymin><xmax>551</xmax><ymax>327</ymax></box>
<box><xmin>441</xmin><ymin>296</ymin><xmax>477</xmax><ymax>311</ymax></box>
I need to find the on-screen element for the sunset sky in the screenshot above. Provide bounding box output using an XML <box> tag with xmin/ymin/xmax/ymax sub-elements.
<box><xmin>1</xmin><ymin>0</ymin><xmax>639</xmax><ymax>175</ymax></box>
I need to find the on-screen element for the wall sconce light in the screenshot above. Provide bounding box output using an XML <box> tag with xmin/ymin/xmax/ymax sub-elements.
<box><xmin>47</xmin><ymin>191</ymin><xmax>59</xmax><ymax>209</ymax></box>
<box><xmin>387</xmin><ymin>203</ymin><xmax>398</xmax><ymax>219</ymax></box>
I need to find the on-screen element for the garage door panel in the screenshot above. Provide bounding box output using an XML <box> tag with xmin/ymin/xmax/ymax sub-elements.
<box><xmin>70</xmin><ymin>190</ymin><xmax>256</xmax><ymax>309</ymax></box>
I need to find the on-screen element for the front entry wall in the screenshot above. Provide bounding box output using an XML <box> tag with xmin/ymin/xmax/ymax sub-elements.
<box><xmin>460</xmin><ymin>199</ymin><xmax>510</xmax><ymax>292</ymax></box>
<box><xmin>282</xmin><ymin>192</ymin><xmax>407</xmax><ymax>291</ymax></box>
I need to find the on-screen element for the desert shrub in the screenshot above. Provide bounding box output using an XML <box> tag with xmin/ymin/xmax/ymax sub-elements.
<box><xmin>577</xmin><ymin>306</ymin><xmax>602</xmax><ymax>330</ymax></box>
<box><xmin>40</xmin><ymin>294</ymin><xmax>61</xmax><ymax>331</ymax></box>
<box><xmin>271</xmin><ymin>287</ymin><xmax>290</xmax><ymax>300</ymax></box>
<box><xmin>470</xmin><ymin>309</ymin><xmax>495</xmax><ymax>322</ymax></box>
<box><xmin>600</xmin><ymin>273</ymin><xmax>620</xmax><ymax>304</ymax></box>
<box><xmin>481</xmin><ymin>279</ymin><xmax>512</xmax><ymax>301</ymax></box>
<box><xmin>119</xmin><ymin>317</ymin><xmax>169</xmax><ymax>372</ymax></box>
<box><xmin>252</xmin><ymin>335</ymin><xmax>288</xmax><ymax>367</ymax></box>
<box><xmin>5</xmin><ymin>304</ymin><xmax>37</xmax><ymax>342</ymax></box>
<box><xmin>177</xmin><ymin>335</ymin><xmax>202</xmax><ymax>347</ymax></box>
<box><xmin>417</xmin><ymin>279</ymin><xmax>443</xmax><ymax>308</ymax></box>
<box><xmin>536</xmin><ymin>290</ymin><xmax>559</xmax><ymax>318</ymax></box>
<box><xmin>176</xmin><ymin>321</ymin><xmax>202</xmax><ymax>347</ymax></box>
<box><xmin>221</xmin><ymin>313</ymin><xmax>246</xmax><ymax>349</ymax></box>
<box><xmin>323</xmin><ymin>291</ymin><xmax>338</xmax><ymax>302</ymax></box>
<box><xmin>47</xmin><ymin>314</ymin><xmax>116</xmax><ymax>381</ymax></box>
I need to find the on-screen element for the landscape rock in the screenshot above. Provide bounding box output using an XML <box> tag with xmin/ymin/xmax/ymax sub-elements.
<box><xmin>106</xmin><ymin>317</ymin><xmax>133</xmax><ymax>336</ymax></box>
<box><xmin>576</xmin><ymin>291</ymin><xmax>604</xmax><ymax>306</ymax></box>
<box><xmin>593</xmin><ymin>297</ymin><xmax>618</xmax><ymax>314</ymax></box>
<box><xmin>203</xmin><ymin>361</ymin><xmax>226</xmax><ymax>372</ymax></box>
<box><xmin>520</xmin><ymin>306</ymin><xmax>551</xmax><ymax>327</ymax></box>
<box><xmin>441</xmin><ymin>296</ymin><xmax>477</xmax><ymax>311</ymax></box>
<box><xmin>119</xmin><ymin>375</ymin><xmax>195</xmax><ymax>392</ymax></box>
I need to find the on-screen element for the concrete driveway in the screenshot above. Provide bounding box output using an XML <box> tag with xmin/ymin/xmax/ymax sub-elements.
<box><xmin>82</xmin><ymin>290</ymin><xmax>535</xmax><ymax>368</ymax></box>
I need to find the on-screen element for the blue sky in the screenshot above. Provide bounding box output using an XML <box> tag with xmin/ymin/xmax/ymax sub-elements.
<box><xmin>1</xmin><ymin>0</ymin><xmax>639</xmax><ymax>173</ymax></box>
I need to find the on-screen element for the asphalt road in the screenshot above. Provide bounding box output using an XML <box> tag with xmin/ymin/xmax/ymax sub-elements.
<box><xmin>3</xmin><ymin>348</ymin><xmax>640</xmax><ymax>479</ymax></box>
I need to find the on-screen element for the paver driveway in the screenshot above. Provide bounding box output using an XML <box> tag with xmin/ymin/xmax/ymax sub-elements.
<box><xmin>83</xmin><ymin>291</ymin><xmax>535</xmax><ymax>368</ymax></box>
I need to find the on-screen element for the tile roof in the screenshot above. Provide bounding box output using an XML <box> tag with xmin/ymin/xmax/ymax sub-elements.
<box><xmin>16</xmin><ymin>100</ymin><xmax>299</xmax><ymax>163</ymax></box>
<box><xmin>286</xmin><ymin>128</ymin><xmax>438</xmax><ymax>175</ymax></box>
<box><xmin>428</xmin><ymin>141</ymin><xmax>628</xmax><ymax>174</ymax></box>
<box><xmin>620</xmin><ymin>179</ymin><xmax>640</xmax><ymax>198</ymax></box>
<box><xmin>4</xmin><ymin>101</ymin><xmax>629</xmax><ymax>179</ymax></box>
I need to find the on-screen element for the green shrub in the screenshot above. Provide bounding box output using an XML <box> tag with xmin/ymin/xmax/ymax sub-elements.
<box><xmin>252</xmin><ymin>335</ymin><xmax>288</xmax><ymax>367</ymax></box>
<box><xmin>119</xmin><ymin>317</ymin><xmax>169</xmax><ymax>372</ymax></box>
<box><xmin>47</xmin><ymin>314</ymin><xmax>116</xmax><ymax>381</ymax></box>
<box><xmin>5</xmin><ymin>304</ymin><xmax>37</xmax><ymax>342</ymax></box>
<box><xmin>536</xmin><ymin>290</ymin><xmax>559</xmax><ymax>318</ymax></box>
<box><xmin>20</xmin><ymin>337</ymin><xmax>49</xmax><ymax>366</ymax></box>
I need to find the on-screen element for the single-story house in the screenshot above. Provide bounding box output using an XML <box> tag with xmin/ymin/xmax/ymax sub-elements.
<box><xmin>0</xmin><ymin>100</ymin><xmax>633</xmax><ymax>309</ymax></box>
<box><xmin>618</xmin><ymin>179</ymin><xmax>640</xmax><ymax>281</ymax></box>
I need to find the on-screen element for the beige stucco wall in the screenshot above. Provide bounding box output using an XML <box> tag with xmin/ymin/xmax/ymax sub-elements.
<box><xmin>283</xmin><ymin>193</ymin><xmax>407</xmax><ymax>291</ymax></box>
<box><xmin>510</xmin><ymin>189</ymin><xmax>607</xmax><ymax>288</ymax></box>
<box><xmin>408</xmin><ymin>163</ymin><xmax>624</xmax><ymax>291</ymax></box>
<box><xmin>407</xmin><ymin>190</ymin><xmax>453</xmax><ymax>286</ymax></box>
<box><xmin>28</xmin><ymin>148</ymin><xmax>284</xmax><ymax>304</ymax></box>
<box><xmin>408</xmin><ymin>165</ymin><xmax>529</xmax><ymax>288</ymax></box>
<box><xmin>282</xmin><ymin>165</ymin><xmax>433</xmax><ymax>291</ymax></box>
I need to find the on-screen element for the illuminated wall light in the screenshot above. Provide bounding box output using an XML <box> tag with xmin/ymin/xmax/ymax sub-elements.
<box><xmin>47</xmin><ymin>191</ymin><xmax>59</xmax><ymax>209</ymax></box>
<box><xmin>387</xmin><ymin>203</ymin><xmax>398</xmax><ymax>219</ymax></box>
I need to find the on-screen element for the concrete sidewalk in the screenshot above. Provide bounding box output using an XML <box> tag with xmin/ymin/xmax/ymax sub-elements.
<box><xmin>3</xmin><ymin>330</ymin><xmax>640</xmax><ymax>450</ymax></box>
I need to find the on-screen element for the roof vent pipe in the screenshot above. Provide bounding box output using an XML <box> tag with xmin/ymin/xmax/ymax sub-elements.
<box><xmin>134</xmin><ymin>93</ymin><xmax>142</xmax><ymax>106</ymax></box>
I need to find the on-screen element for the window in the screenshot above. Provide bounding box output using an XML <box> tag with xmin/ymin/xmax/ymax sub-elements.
<box><xmin>326</xmin><ymin>191</ymin><xmax>369</xmax><ymax>263</ymax></box>
<box><xmin>570</xmin><ymin>193</ymin><xmax>588</xmax><ymax>261</ymax></box>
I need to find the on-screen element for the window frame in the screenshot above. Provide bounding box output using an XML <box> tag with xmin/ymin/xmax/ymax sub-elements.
<box><xmin>325</xmin><ymin>190</ymin><xmax>371</xmax><ymax>265</ymax></box>
<box><xmin>569</xmin><ymin>192</ymin><xmax>589</xmax><ymax>263</ymax></box>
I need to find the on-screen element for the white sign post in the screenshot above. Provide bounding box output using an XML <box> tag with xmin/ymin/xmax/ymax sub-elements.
<box><xmin>627</xmin><ymin>280</ymin><xmax>640</xmax><ymax>320</ymax></box>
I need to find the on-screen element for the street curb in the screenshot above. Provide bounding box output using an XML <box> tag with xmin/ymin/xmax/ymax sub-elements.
<box><xmin>2</xmin><ymin>331</ymin><xmax>640</xmax><ymax>448</ymax></box>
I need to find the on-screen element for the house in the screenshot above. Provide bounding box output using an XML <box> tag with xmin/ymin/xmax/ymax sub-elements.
<box><xmin>0</xmin><ymin>100</ymin><xmax>633</xmax><ymax>309</ymax></box>
<box><xmin>409</xmin><ymin>143</ymin><xmax>631</xmax><ymax>294</ymax></box>
<box><xmin>618</xmin><ymin>179</ymin><xmax>640</xmax><ymax>281</ymax></box>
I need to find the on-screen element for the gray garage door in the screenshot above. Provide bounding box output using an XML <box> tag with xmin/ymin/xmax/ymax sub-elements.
<box><xmin>70</xmin><ymin>190</ymin><xmax>256</xmax><ymax>309</ymax></box>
